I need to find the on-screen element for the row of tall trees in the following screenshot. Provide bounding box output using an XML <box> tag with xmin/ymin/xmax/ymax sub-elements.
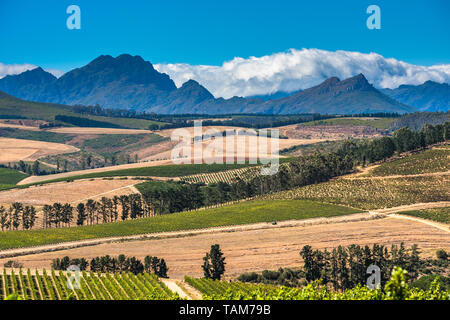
<box><xmin>52</xmin><ymin>254</ymin><xmax>168</xmax><ymax>277</ymax></box>
<box><xmin>42</xmin><ymin>194</ymin><xmax>153</xmax><ymax>228</ymax></box>
<box><xmin>0</xmin><ymin>203</ymin><xmax>37</xmax><ymax>231</ymax></box>
<box><xmin>300</xmin><ymin>243</ymin><xmax>421</xmax><ymax>290</ymax></box>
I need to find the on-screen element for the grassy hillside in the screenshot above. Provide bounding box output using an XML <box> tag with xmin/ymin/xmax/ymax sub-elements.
<box><xmin>302</xmin><ymin>117</ymin><xmax>396</xmax><ymax>129</ymax></box>
<box><xmin>0</xmin><ymin>200</ymin><xmax>361</xmax><ymax>250</ymax></box>
<box><xmin>0</xmin><ymin>91</ymin><xmax>162</xmax><ymax>129</ymax></box>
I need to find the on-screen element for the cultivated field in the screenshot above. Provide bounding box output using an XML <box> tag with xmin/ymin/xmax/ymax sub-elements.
<box><xmin>0</xmin><ymin>269</ymin><xmax>177</xmax><ymax>300</ymax></box>
<box><xmin>267</xmin><ymin>175</ymin><xmax>450</xmax><ymax>210</ymax></box>
<box><xmin>48</xmin><ymin>127</ymin><xmax>154</xmax><ymax>135</ymax></box>
<box><xmin>301</xmin><ymin>117</ymin><xmax>397</xmax><ymax>129</ymax></box>
<box><xmin>364</xmin><ymin>147</ymin><xmax>450</xmax><ymax>177</ymax></box>
<box><xmin>276</xmin><ymin>124</ymin><xmax>387</xmax><ymax>140</ymax></box>
<box><xmin>0</xmin><ymin>178</ymin><xmax>141</xmax><ymax>206</ymax></box>
<box><xmin>0</xmin><ymin>138</ymin><xmax>79</xmax><ymax>163</ymax></box>
<box><xmin>2</xmin><ymin>217</ymin><xmax>448</xmax><ymax>279</ymax></box>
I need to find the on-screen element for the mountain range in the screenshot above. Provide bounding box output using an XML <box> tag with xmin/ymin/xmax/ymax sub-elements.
<box><xmin>1</xmin><ymin>54</ymin><xmax>447</xmax><ymax>114</ymax></box>
<box><xmin>381</xmin><ymin>81</ymin><xmax>450</xmax><ymax>112</ymax></box>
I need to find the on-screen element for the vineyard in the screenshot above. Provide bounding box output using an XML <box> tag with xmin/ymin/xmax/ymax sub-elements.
<box><xmin>181</xmin><ymin>167</ymin><xmax>255</xmax><ymax>184</ymax></box>
<box><xmin>184</xmin><ymin>276</ymin><xmax>277</xmax><ymax>297</ymax></box>
<box><xmin>266</xmin><ymin>175</ymin><xmax>450</xmax><ymax>210</ymax></box>
<box><xmin>186</xmin><ymin>268</ymin><xmax>450</xmax><ymax>300</ymax></box>
<box><xmin>181</xmin><ymin>161</ymin><xmax>292</xmax><ymax>184</ymax></box>
<box><xmin>366</xmin><ymin>147</ymin><xmax>450</xmax><ymax>177</ymax></box>
<box><xmin>0</xmin><ymin>269</ymin><xmax>180</xmax><ymax>300</ymax></box>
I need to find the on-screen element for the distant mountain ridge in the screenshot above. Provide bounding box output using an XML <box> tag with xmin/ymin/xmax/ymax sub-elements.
<box><xmin>0</xmin><ymin>54</ymin><xmax>419</xmax><ymax>114</ymax></box>
<box><xmin>254</xmin><ymin>74</ymin><xmax>414</xmax><ymax>114</ymax></box>
<box><xmin>381</xmin><ymin>81</ymin><xmax>450</xmax><ymax>112</ymax></box>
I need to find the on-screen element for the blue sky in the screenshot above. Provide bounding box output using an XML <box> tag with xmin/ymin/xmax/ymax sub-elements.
<box><xmin>1</xmin><ymin>0</ymin><xmax>449</xmax><ymax>71</ymax></box>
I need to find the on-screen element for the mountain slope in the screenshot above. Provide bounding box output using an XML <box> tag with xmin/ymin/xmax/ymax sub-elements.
<box><xmin>255</xmin><ymin>74</ymin><xmax>415</xmax><ymax>114</ymax></box>
<box><xmin>149</xmin><ymin>79</ymin><xmax>215</xmax><ymax>113</ymax></box>
<box><xmin>381</xmin><ymin>81</ymin><xmax>449</xmax><ymax>112</ymax></box>
<box><xmin>0</xmin><ymin>54</ymin><xmax>177</xmax><ymax>110</ymax></box>
<box><xmin>0</xmin><ymin>67</ymin><xmax>57</xmax><ymax>102</ymax></box>
<box><xmin>54</xmin><ymin>54</ymin><xmax>177</xmax><ymax>109</ymax></box>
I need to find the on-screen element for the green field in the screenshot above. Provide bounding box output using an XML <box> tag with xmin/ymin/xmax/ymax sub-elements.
<box><xmin>0</xmin><ymin>128</ymin><xmax>73</xmax><ymax>144</ymax></box>
<box><xmin>302</xmin><ymin>117</ymin><xmax>396</xmax><ymax>129</ymax></box>
<box><xmin>0</xmin><ymin>184</ymin><xmax>16</xmax><ymax>192</ymax></box>
<box><xmin>399</xmin><ymin>207</ymin><xmax>449</xmax><ymax>224</ymax></box>
<box><xmin>0</xmin><ymin>200</ymin><xmax>361</xmax><ymax>250</ymax></box>
<box><xmin>367</xmin><ymin>148</ymin><xmax>450</xmax><ymax>177</ymax></box>
<box><xmin>0</xmin><ymin>167</ymin><xmax>28</xmax><ymax>185</ymax></box>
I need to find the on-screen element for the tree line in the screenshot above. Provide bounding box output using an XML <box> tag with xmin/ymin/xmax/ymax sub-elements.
<box><xmin>300</xmin><ymin>243</ymin><xmax>422</xmax><ymax>290</ymax></box>
<box><xmin>238</xmin><ymin>244</ymin><xmax>448</xmax><ymax>290</ymax></box>
<box><xmin>0</xmin><ymin>203</ymin><xmax>37</xmax><ymax>231</ymax></box>
<box><xmin>51</xmin><ymin>254</ymin><xmax>168</xmax><ymax>277</ymax></box>
<box><xmin>42</xmin><ymin>193</ymin><xmax>152</xmax><ymax>228</ymax></box>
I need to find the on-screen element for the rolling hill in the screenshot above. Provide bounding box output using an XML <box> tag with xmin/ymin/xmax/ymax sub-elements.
<box><xmin>0</xmin><ymin>90</ymin><xmax>162</xmax><ymax>129</ymax></box>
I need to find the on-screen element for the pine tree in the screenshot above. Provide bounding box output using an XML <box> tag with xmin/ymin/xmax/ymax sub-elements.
<box><xmin>76</xmin><ymin>203</ymin><xmax>86</xmax><ymax>226</ymax></box>
<box><xmin>202</xmin><ymin>244</ymin><xmax>226</xmax><ymax>280</ymax></box>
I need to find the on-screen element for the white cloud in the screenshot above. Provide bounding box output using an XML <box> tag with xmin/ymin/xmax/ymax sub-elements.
<box><xmin>155</xmin><ymin>48</ymin><xmax>450</xmax><ymax>99</ymax></box>
<box><xmin>0</xmin><ymin>63</ymin><xmax>65</xmax><ymax>79</ymax></box>
<box><xmin>0</xmin><ymin>63</ymin><xmax>36</xmax><ymax>79</ymax></box>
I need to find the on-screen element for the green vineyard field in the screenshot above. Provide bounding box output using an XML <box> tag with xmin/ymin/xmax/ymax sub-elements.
<box><xmin>0</xmin><ymin>269</ymin><xmax>179</xmax><ymax>300</ymax></box>
<box><xmin>181</xmin><ymin>167</ymin><xmax>254</xmax><ymax>184</ymax></box>
<box><xmin>185</xmin><ymin>268</ymin><xmax>450</xmax><ymax>300</ymax></box>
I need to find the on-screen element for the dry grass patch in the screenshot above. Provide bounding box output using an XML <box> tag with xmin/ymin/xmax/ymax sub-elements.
<box><xmin>0</xmin><ymin>138</ymin><xmax>79</xmax><ymax>163</ymax></box>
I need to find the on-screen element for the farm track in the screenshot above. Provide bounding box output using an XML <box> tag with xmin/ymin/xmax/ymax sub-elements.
<box><xmin>160</xmin><ymin>279</ymin><xmax>191</xmax><ymax>299</ymax></box>
<box><xmin>387</xmin><ymin>214</ymin><xmax>449</xmax><ymax>232</ymax></box>
<box><xmin>0</xmin><ymin>201</ymin><xmax>448</xmax><ymax>260</ymax></box>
